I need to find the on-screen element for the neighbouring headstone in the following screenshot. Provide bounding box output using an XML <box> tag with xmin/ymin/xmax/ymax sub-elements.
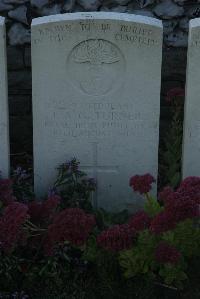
<box><xmin>183</xmin><ymin>18</ymin><xmax>200</xmax><ymax>178</ymax></box>
<box><xmin>32</xmin><ymin>12</ymin><xmax>162</xmax><ymax>211</ymax></box>
<box><xmin>0</xmin><ymin>17</ymin><xmax>9</xmax><ymax>177</ymax></box>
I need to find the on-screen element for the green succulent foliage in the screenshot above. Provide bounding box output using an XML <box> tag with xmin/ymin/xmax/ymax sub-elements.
<box><xmin>163</xmin><ymin>219</ymin><xmax>200</xmax><ymax>258</ymax></box>
<box><xmin>144</xmin><ymin>195</ymin><xmax>164</xmax><ymax>217</ymax></box>
<box><xmin>159</xmin><ymin>264</ymin><xmax>187</xmax><ymax>289</ymax></box>
<box><xmin>83</xmin><ymin>235</ymin><xmax>98</xmax><ymax>263</ymax></box>
<box><xmin>119</xmin><ymin>231</ymin><xmax>158</xmax><ymax>278</ymax></box>
<box><xmin>119</xmin><ymin>219</ymin><xmax>200</xmax><ymax>289</ymax></box>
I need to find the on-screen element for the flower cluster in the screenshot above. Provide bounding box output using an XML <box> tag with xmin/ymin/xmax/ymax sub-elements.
<box><xmin>150</xmin><ymin>211</ymin><xmax>177</xmax><ymax>234</ymax></box>
<box><xmin>0</xmin><ymin>202</ymin><xmax>29</xmax><ymax>253</ymax></box>
<box><xmin>97</xmin><ymin>224</ymin><xmax>135</xmax><ymax>252</ymax></box>
<box><xmin>129</xmin><ymin>174</ymin><xmax>155</xmax><ymax>195</ymax></box>
<box><xmin>0</xmin><ymin>178</ymin><xmax>16</xmax><ymax>206</ymax></box>
<box><xmin>166</xmin><ymin>194</ymin><xmax>199</xmax><ymax>222</ymax></box>
<box><xmin>159</xmin><ymin>179</ymin><xmax>200</xmax><ymax>209</ymax></box>
<box><xmin>177</xmin><ymin>176</ymin><xmax>200</xmax><ymax>204</ymax></box>
<box><xmin>150</xmin><ymin>195</ymin><xmax>199</xmax><ymax>235</ymax></box>
<box><xmin>129</xmin><ymin>211</ymin><xmax>151</xmax><ymax>232</ymax></box>
<box><xmin>151</xmin><ymin>177</ymin><xmax>200</xmax><ymax>234</ymax></box>
<box><xmin>45</xmin><ymin>208</ymin><xmax>95</xmax><ymax>255</ymax></box>
<box><xmin>155</xmin><ymin>242</ymin><xmax>181</xmax><ymax>265</ymax></box>
<box><xmin>28</xmin><ymin>195</ymin><xmax>60</xmax><ymax>225</ymax></box>
<box><xmin>158</xmin><ymin>186</ymin><xmax>174</xmax><ymax>204</ymax></box>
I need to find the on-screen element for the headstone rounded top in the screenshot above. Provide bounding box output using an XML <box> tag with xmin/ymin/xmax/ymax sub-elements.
<box><xmin>190</xmin><ymin>17</ymin><xmax>200</xmax><ymax>29</ymax></box>
<box><xmin>0</xmin><ymin>17</ymin><xmax>5</xmax><ymax>26</ymax></box>
<box><xmin>32</xmin><ymin>12</ymin><xmax>162</xmax><ymax>28</ymax></box>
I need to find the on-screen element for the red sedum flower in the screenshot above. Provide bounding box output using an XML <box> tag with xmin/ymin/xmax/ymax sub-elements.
<box><xmin>28</xmin><ymin>195</ymin><xmax>61</xmax><ymax>225</ymax></box>
<box><xmin>97</xmin><ymin>224</ymin><xmax>135</xmax><ymax>252</ymax></box>
<box><xmin>150</xmin><ymin>210</ymin><xmax>177</xmax><ymax>234</ymax></box>
<box><xmin>158</xmin><ymin>186</ymin><xmax>174</xmax><ymax>204</ymax></box>
<box><xmin>0</xmin><ymin>178</ymin><xmax>16</xmax><ymax>206</ymax></box>
<box><xmin>155</xmin><ymin>242</ymin><xmax>181</xmax><ymax>265</ymax></box>
<box><xmin>28</xmin><ymin>201</ymin><xmax>44</xmax><ymax>224</ymax></box>
<box><xmin>129</xmin><ymin>211</ymin><xmax>151</xmax><ymax>232</ymax></box>
<box><xmin>41</xmin><ymin>194</ymin><xmax>61</xmax><ymax>221</ymax></box>
<box><xmin>165</xmin><ymin>193</ymin><xmax>199</xmax><ymax>222</ymax></box>
<box><xmin>177</xmin><ymin>176</ymin><xmax>200</xmax><ymax>205</ymax></box>
<box><xmin>150</xmin><ymin>193</ymin><xmax>199</xmax><ymax>235</ymax></box>
<box><xmin>45</xmin><ymin>208</ymin><xmax>95</xmax><ymax>255</ymax></box>
<box><xmin>0</xmin><ymin>202</ymin><xmax>29</xmax><ymax>253</ymax></box>
<box><xmin>129</xmin><ymin>174</ymin><xmax>155</xmax><ymax>195</ymax></box>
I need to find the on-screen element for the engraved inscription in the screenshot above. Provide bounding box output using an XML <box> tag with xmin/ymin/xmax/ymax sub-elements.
<box><xmin>42</xmin><ymin>103</ymin><xmax>158</xmax><ymax>140</ymax></box>
<box><xmin>80</xmin><ymin>21</ymin><xmax>111</xmax><ymax>32</ymax></box>
<box><xmin>120</xmin><ymin>24</ymin><xmax>152</xmax><ymax>36</ymax></box>
<box><xmin>115</xmin><ymin>33</ymin><xmax>156</xmax><ymax>46</ymax></box>
<box><xmin>192</xmin><ymin>40</ymin><xmax>200</xmax><ymax>47</ymax></box>
<box><xmin>115</xmin><ymin>23</ymin><xmax>157</xmax><ymax>46</ymax></box>
<box><xmin>67</xmin><ymin>39</ymin><xmax>125</xmax><ymax>96</ymax></box>
<box><xmin>33</xmin><ymin>20</ymin><xmax>158</xmax><ymax>47</ymax></box>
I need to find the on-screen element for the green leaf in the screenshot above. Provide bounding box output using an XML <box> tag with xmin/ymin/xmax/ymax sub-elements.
<box><xmin>144</xmin><ymin>196</ymin><xmax>164</xmax><ymax>217</ymax></box>
<box><xmin>162</xmin><ymin>231</ymin><xmax>175</xmax><ymax>244</ymax></box>
<box><xmin>159</xmin><ymin>264</ymin><xmax>188</xmax><ymax>288</ymax></box>
<box><xmin>83</xmin><ymin>236</ymin><xmax>98</xmax><ymax>262</ymax></box>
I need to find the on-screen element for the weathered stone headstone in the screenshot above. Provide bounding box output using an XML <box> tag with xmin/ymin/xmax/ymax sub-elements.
<box><xmin>0</xmin><ymin>17</ymin><xmax>9</xmax><ymax>177</ymax></box>
<box><xmin>183</xmin><ymin>18</ymin><xmax>200</xmax><ymax>178</ymax></box>
<box><xmin>32</xmin><ymin>12</ymin><xmax>162</xmax><ymax>211</ymax></box>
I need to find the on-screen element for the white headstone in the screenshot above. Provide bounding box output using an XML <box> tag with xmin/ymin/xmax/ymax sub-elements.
<box><xmin>32</xmin><ymin>12</ymin><xmax>163</xmax><ymax>211</ymax></box>
<box><xmin>183</xmin><ymin>18</ymin><xmax>200</xmax><ymax>178</ymax></box>
<box><xmin>0</xmin><ymin>17</ymin><xmax>9</xmax><ymax>177</ymax></box>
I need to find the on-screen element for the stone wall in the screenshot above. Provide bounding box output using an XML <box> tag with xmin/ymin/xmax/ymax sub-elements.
<box><xmin>0</xmin><ymin>0</ymin><xmax>196</xmax><ymax>164</ymax></box>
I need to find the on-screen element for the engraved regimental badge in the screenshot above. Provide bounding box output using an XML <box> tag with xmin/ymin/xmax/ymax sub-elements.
<box><xmin>68</xmin><ymin>39</ymin><xmax>125</xmax><ymax>96</ymax></box>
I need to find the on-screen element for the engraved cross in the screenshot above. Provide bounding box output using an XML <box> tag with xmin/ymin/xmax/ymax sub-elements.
<box><xmin>81</xmin><ymin>142</ymin><xmax>119</xmax><ymax>209</ymax></box>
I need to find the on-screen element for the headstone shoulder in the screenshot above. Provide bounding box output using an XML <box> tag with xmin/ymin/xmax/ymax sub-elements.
<box><xmin>189</xmin><ymin>17</ymin><xmax>200</xmax><ymax>29</ymax></box>
<box><xmin>0</xmin><ymin>16</ymin><xmax>5</xmax><ymax>25</ymax></box>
